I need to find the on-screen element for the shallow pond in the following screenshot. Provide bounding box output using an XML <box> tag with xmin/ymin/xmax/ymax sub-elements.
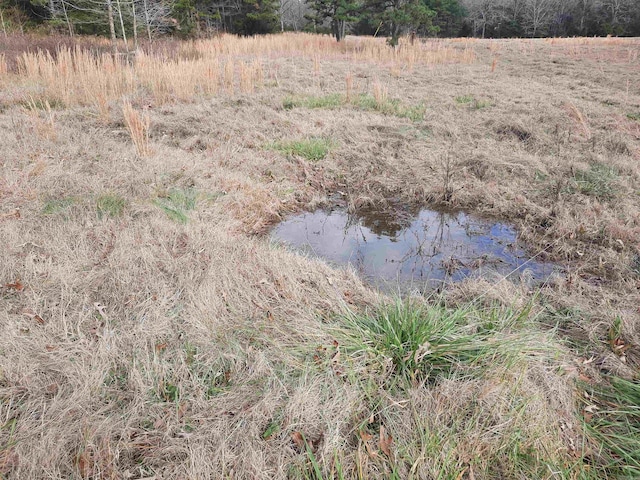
<box><xmin>272</xmin><ymin>207</ymin><xmax>560</xmax><ymax>292</ymax></box>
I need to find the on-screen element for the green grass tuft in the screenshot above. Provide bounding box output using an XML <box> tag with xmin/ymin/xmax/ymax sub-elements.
<box><xmin>154</xmin><ymin>187</ymin><xmax>198</xmax><ymax>224</ymax></box>
<box><xmin>160</xmin><ymin>382</ymin><xmax>179</xmax><ymax>402</ymax></box>
<box><xmin>283</xmin><ymin>94</ymin><xmax>344</xmax><ymax>110</ymax></box>
<box><xmin>455</xmin><ymin>95</ymin><xmax>491</xmax><ymax>109</ymax></box>
<box><xmin>338</xmin><ymin>299</ymin><xmax>546</xmax><ymax>384</ymax></box>
<box><xmin>42</xmin><ymin>196</ymin><xmax>76</xmax><ymax>215</ymax></box>
<box><xmin>455</xmin><ymin>94</ymin><xmax>475</xmax><ymax>104</ymax></box>
<box><xmin>570</xmin><ymin>163</ymin><xmax>618</xmax><ymax>200</ymax></box>
<box><xmin>269</xmin><ymin>138</ymin><xmax>331</xmax><ymax>161</ymax></box>
<box><xmin>583</xmin><ymin>377</ymin><xmax>640</xmax><ymax>477</ymax></box>
<box><xmin>626</xmin><ymin>112</ymin><xmax>640</xmax><ymax>121</ymax></box>
<box><xmin>96</xmin><ymin>193</ymin><xmax>126</xmax><ymax>218</ymax></box>
<box><xmin>353</xmin><ymin>94</ymin><xmax>425</xmax><ymax>121</ymax></box>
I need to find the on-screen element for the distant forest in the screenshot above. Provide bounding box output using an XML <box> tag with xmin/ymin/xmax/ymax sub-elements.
<box><xmin>1</xmin><ymin>0</ymin><xmax>639</xmax><ymax>43</ymax></box>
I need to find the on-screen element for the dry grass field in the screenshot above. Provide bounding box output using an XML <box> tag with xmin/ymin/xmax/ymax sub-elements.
<box><xmin>1</xmin><ymin>33</ymin><xmax>639</xmax><ymax>479</ymax></box>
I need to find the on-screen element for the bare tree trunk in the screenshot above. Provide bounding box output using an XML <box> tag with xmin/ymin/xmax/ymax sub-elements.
<box><xmin>131</xmin><ymin>0</ymin><xmax>138</xmax><ymax>51</ymax></box>
<box><xmin>61</xmin><ymin>0</ymin><xmax>74</xmax><ymax>36</ymax></box>
<box><xmin>0</xmin><ymin>9</ymin><xmax>7</xmax><ymax>38</ymax></box>
<box><xmin>115</xmin><ymin>0</ymin><xmax>128</xmax><ymax>54</ymax></box>
<box><xmin>142</xmin><ymin>0</ymin><xmax>152</xmax><ymax>41</ymax></box>
<box><xmin>107</xmin><ymin>0</ymin><xmax>118</xmax><ymax>56</ymax></box>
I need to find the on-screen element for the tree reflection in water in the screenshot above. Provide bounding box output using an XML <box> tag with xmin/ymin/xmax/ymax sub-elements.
<box><xmin>273</xmin><ymin>207</ymin><xmax>559</xmax><ymax>292</ymax></box>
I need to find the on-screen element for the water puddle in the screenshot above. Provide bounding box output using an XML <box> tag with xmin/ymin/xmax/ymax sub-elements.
<box><xmin>272</xmin><ymin>207</ymin><xmax>560</xmax><ymax>292</ymax></box>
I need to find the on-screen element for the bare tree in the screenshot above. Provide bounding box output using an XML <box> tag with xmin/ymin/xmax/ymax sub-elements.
<box><xmin>462</xmin><ymin>0</ymin><xmax>499</xmax><ymax>38</ymax></box>
<box><xmin>137</xmin><ymin>0</ymin><xmax>174</xmax><ymax>40</ymax></box>
<box><xmin>522</xmin><ymin>0</ymin><xmax>556</xmax><ymax>36</ymax></box>
<box><xmin>279</xmin><ymin>0</ymin><xmax>307</xmax><ymax>31</ymax></box>
<box><xmin>597</xmin><ymin>0</ymin><xmax>632</xmax><ymax>33</ymax></box>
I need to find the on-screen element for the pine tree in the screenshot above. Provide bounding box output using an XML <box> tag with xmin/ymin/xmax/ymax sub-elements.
<box><xmin>232</xmin><ymin>0</ymin><xmax>278</xmax><ymax>35</ymax></box>
<box><xmin>307</xmin><ymin>0</ymin><xmax>360</xmax><ymax>41</ymax></box>
<box><xmin>366</xmin><ymin>0</ymin><xmax>436</xmax><ymax>45</ymax></box>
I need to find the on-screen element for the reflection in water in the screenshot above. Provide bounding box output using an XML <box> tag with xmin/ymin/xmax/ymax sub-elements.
<box><xmin>272</xmin><ymin>208</ymin><xmax>559</xmax><ymax>291</ymax></box>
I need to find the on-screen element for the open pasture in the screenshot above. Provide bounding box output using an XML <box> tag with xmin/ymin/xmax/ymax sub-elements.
<box><xmin>1</xmin><ymin>33</ymin><xmax>640</xmax><ymax>478</ymax></box>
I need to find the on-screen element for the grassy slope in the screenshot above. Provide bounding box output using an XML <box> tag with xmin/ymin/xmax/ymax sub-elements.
<box><xmin>0</xmin><ymin>34</ymin><xmax>639</xmax><ymax>478</ymax></box>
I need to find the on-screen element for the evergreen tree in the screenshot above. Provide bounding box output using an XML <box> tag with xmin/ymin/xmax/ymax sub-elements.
<box><xmin>307</xmin><ymin>0</ymin><xmax>360</xmax><ymax>41</ymax></box>
<box><xmin>233</xmin><ymin>0</ymin><xmax>278</xmax><ymax>35</ymax></box>
<box><xmin>425</xmin><ymin>0</ymin><xmax>464</xmax><ymax>36</ymax></box>
<box><xmin>366</xmin><ymin>0</ymin><xmax>436</xmax><ymax>45</ymax></box>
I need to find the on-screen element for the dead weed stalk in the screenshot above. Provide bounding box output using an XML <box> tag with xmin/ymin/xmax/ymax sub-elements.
<box><xmin>122</xmin><ymin>100</ymin><xmax>151</xmax><ymax>157</ymax></box>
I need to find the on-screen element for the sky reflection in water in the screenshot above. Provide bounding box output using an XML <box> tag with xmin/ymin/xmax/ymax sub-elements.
<box><xmin>272</xmin><ymin>208</ymin><xmax>559</xmax><ymax>291</ymax></box>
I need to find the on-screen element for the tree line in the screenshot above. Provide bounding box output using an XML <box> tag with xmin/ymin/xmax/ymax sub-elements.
<box><xmin>1</xmin><ymin>0</ymin><xmax>638</xmax><ymax>44</ymax></box>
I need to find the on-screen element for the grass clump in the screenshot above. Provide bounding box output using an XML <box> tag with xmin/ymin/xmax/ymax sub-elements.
<box><xmin>42</xmin><ymin>196</ymin><xmax>76</xmax><ymax>215</ymax></box>
<box><xmin>455</xmin><ymin>94</ymin><xmax>474</xmax><ymax>104</ymax></box>
<box><xmin>455</xmin><ymin>94</ymin><xmax>491</xmax><ymax>109</ymax></box>
<box><xmin>283</xmin><ymin>94</ymin><xmax>344</xmax><ymax>110</ymax></box>
<box><xmin>335</xmin><ymin>299</ymin><xmax>596</xmax><ymax>478</ymax></box>
<box><xmin>154</xmin><ymin>187</ymin><xmax>198</xmax><ymax>223</ymax></box>
<box><xmin>584</xmin><ymin>377</ymin><xmax>640</xmax><ymax>477</ymax></box>
<box><xmin>96</xmin><ymin>193</ymin><xmax>126</xmax><ymax>218</ymax></box>
<box><xmin>269</xmin><ymin>138</ymin><xmax>331</xmax><ymax>161</ymax></box>
<box><xmin>353</xmin><ymin>94</ymin><xmax>425</xmax><ymax>121</ymax></box>
<box><xmin>339</xmin><ymin>299</ymin><xmax>545</xmax><ymax>383</ymax></box>
<box><xmin>626</xmin><ymin>112</ymin><xmax>640</xmax><ymax>121</ymax></box>
<box><xmin>570</xmin><ymin>163</ymin><xmax>618</xmax><ymax>200</ymax></box>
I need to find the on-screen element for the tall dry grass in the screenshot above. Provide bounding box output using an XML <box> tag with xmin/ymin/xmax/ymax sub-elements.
<box><xmin>122</xmin><ymin>100</ymin><xmax>151</xmax><ymax>157</ymax></box>
<box><xmin>372</xmin><ymin>79</ymin><xmax>388</xmax><ymax>106</ymax></box>
<box><xmin>10</xmin><ymin>33</ymin><xmax>476</xmax><ymax>108</ymax></box>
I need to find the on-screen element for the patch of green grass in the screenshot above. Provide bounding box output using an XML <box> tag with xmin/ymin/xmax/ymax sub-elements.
<box><xmin>338</xmin><ymin>299</ymin><xmax>548</xmax><ymax>384</ymax></box>
<box><xmin>269</xmin><ymin>138</ymin><xmax>331</xmax><ymax>162</ymax></box>
<box><xmin>583</xmin><ymin>377</ymin><xmax>640</xmax><ymax>477</ymax></box>
<box><xmin>154</xmin><ymin>187</ymin><xmax>198</xmax><ymax>224</ymax></box>
<box><xmin>283</xmin><ymin>94</ymin><xmax>344</xmax><ymax>110</ymax></box>
<box><xmin>262</xmin><ymin>421</ymin><xmax>280</xmax><ymax>440</ymax></box>
<box><xmin>96</xmin><ymin>193</ymin><xmax>126</xmax><ymax>218</ymax></box>
<box><xmin>626</xmin><ymin>112</ymin><xmax>640</xmax><ymax>121</ymax></box>
<box><xmin>42</xmin><ymin>196</ymin><xmax>76</xmax><ymax>215</ymax></box>
<box><xmin>455</xmin><ymin>94</ymin><xmax>475</xmax><ymax>104</ymax></box>
<box><xmin>283</xmin><ymin>93</ymin><xmax>425</xmax><ymax>121</ymax></box>
<box><xmin>203</xmin><ymin>365</ymin><xmax>232</xmax><ymax>398</ymax></box>
<box><xmin>159</xmin><ymin>382</ymin><xmax>179</xmax><ymax>403</ymax></box>
<box><xmin>353</xmin><ymin>94</ymin><xmax>425</xmax><ymax>121</ymax></box>
<box><xmin>569</xmin><ymin>163</ymin><xmax>618</xmax><ymax>200</ymax></box>
<box><xmin>455</xmin><ymin>95</ymin><xmax>491</xmax><ymax>109</ymax></box>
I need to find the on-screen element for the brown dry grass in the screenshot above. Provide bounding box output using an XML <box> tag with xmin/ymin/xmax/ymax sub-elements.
<box><xmin>1</xmin><ymin>33</ymin><xmax>639</xmax><ymax>478</ymax></box>
<box><xmin>122</xmin><ymin>100</ymin><xmax>151</xmax><ymax>157</ymax></box>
